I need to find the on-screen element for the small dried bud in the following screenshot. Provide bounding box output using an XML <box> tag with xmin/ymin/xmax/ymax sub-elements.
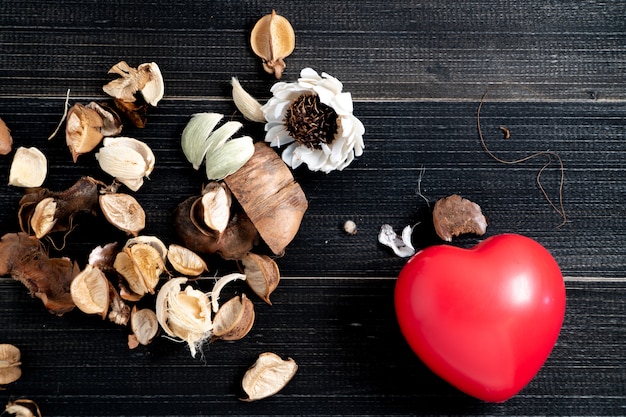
<box><xmin>250</xmin><ymin>10</ymin><xmax>295</xmax><ymax>79</ymax></box>
<box><xmin>8</xmin><ymin>147</ymin><xmax>47</xmax><ymax>188</ymax></box>
<box><xmin>241</xmin><ymin>252</ymin><xmax>280</xmax><ymax>305</ymax></box>
<box><xmin>241</xmin><ymin>352</ymin><xmax>298</xmax><ymax>401</ymax></box>
<box><xmin>343</xmin><ymin>220</ymin><xmax>357</xmax><ymax>235</ymax></box>
<box><xmin>0</xmin><ymin>117</ymin><xmax>13</xmax><ymax>155</ymax></box>
<box><xmin>0</xmin><ymin>344</ymin><xmax>22</xmax><ymax>385</ymax></box>
<box><xmin>432</xmin><ymin>194</ymin><xmax>488</xmax><ymax>242</ymax></box>
<box><xmin>99</xmin><ymin>193</ymin><xmax>146</xmax><ymax>236</ymax></box>
<box><xmin>212</xmin><ymin>294</ymin><xmax>255</xmax><ymax>341</ymax></box>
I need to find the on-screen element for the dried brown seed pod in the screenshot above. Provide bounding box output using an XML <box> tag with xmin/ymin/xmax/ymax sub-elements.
<box><xmin>241</xmin><ymin>352</ymin><xmax>298</xmax><ymax>401</ymax></box>
<box><xmin>167</xmin><ymin>244</ymin><xmax>208</xmax><ymax>276</ymax></box>
<box><xmin>70</xmin><ymin>264</ymin><xmax>110</xmax><ymax>319</ymax></box>
<box><xmin>18</xmin><ymin>176</ymin><xmax>102</xmax><ymax>239</ymax></box>
<box><xmin>0</xmin><ymin>232</ymin><xmax>78</xmax><ymax>315</ymax></box>
<box><xmin>432</xmin><ymin>194</ymin><xmax>488</xmax><ymax>242</ymax></box>
<box><xmin>65</xmin><ymin>103</ymin><xmax>105</xmax><ymax>162</ymax></box>
<box><xmin>4</xmin><ymin>399</ymin><xmax>42</xmax><ymax>417</ymax></box>
<box><xmin>174</xmin><ymin>195</ymin><xmax>259</xmax><ymax>260</ymax></box>
<box><xmin>129</xmin><ymin>306</ymin><xmax>158</xmax><ymax>347</ymax></box>
<box><xmin>87</xmin><ymin>101</ymin><xmax>123</xmax><ymax>137</ymax></box>
<box><xmin>99</xmin><ymin>193</ymin><xmax>146</xmax><ymax>236</ymax></box>
<box><xmin>0</xmin><ymin>344</ymin><xmax>22</xmax><ymax>385</ymax></box>
<box><xmin>0</xmin><ymin>117</ymin><xmax>13</xmax><ymax>155</ymax></box>
<box><xmin>212</xmin><ymin>293</ymin><xmax>255</xmax><ymax>341</ymax></box>
<box><xmin>103</xmin><ymin>61</ymin><xmax>164</xmax><ymax>107</ymax></box>
<box><xmin>224</xmin><ymin>142</ymin><xmax>308</xmax><ymax>256</ymax></box>
<box><xmin>241</xmin><ymin>253</ymin><xmax>280</xmax><ymax>305</ymax></box>
<box><xmin>124</xmin><ymin>235</ymin><xmax>168</xmax><ymax>261</ymax></box>
<box><xmin>250</xmin><ymin>10</ymin><xmax>295</xmax><ymax>79</ymax></box>
<box><xmin>113</xmin><ymin>243</ymin><xmax>165</xmax><ymax>297</ymax></box>
<box><xmin>30</xmin><ymin>197</ymin><xmax>57</xmax><ymax>239</ymax></box>
<box><xmin>200</xmin><ymin>182</ymin><xmax>231</xmax><ymax>234</ymax></box>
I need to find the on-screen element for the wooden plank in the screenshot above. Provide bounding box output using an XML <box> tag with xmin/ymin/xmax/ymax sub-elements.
<box><xmin>0</xmin><ymin>278</ymin><xmax>624</xmax><ymax>415</ymax></box>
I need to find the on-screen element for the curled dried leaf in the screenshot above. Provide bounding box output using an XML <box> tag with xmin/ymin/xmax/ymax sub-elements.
<box><xmin>432</xmin><ymin>194</ymin><xmax>488</xmax><ymax>242</ymax></box>
<box><xmin>241</xmin><ymin>252</ymin><xmax>280</xmax><ymax>305</ymax></box>
<box><xmin>0</xmin><ymin>344</ymin><xmax>22</xmax><ymax>385</ymax></box>
<box><xmin>100</xmin><ymin>193</ymin><xmax>146</xmax><ymax>236</ymax></box>
<box><xmin>70</xmin><ymin>264</ymin><xmax>110</xmax><ymax>318</ymax></box>
<box><xmin>250</xmin><ymin>10</ymin><xmax>295</xmax><ymax>79</ymax></box>
<box><xmin>0</xmin><ymin>117</ymin><xmax>13</xmax><ymax>155</ymax></box>
<box><xmin>167</xmin><ymin>244</ymin><xmax>207</xmax><ymax>276</ymax></box>
<box><xmin>212</xmin><ymin>293</ymin><xmax>255</xmax><ymax>341</ymax></box>
<box><xmin>241</xmin><ymin>352</ymin><xmax>298</xmax><ymax>401</ymax></box>
<box><xmin>8</xmin><ymin>147</ymin><xmax>47</xmax><ymax>188</ymax></box>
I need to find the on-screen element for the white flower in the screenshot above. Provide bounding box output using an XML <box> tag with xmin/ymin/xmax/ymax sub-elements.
<box><xmin>261</xmin><ymin>68</ymin><xmax>365</xmax><ymax>173</ymax></box>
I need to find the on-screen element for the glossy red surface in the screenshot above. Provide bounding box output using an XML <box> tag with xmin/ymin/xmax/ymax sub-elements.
<box><xmin>395</xmin><ymin>234</ymin><xmax>566</xmax><ymax>402</ymax></box>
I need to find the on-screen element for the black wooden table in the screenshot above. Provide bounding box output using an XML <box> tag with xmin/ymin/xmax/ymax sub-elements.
<box><xmin>1</xmin><ymin>1</ymin><xmax>624</xmax><ymax>416</ymax></box>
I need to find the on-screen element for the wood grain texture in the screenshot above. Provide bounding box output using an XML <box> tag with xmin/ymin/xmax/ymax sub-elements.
<box><xmin>0</xmin><ymin>0</ymin><xmax>624</xmax><ymax>415</ymax></box>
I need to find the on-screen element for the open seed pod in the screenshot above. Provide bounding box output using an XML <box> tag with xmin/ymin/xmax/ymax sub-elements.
<box><xmin>224</xmin><ymin>142</ymin><xmax>307</xmax><ymax>255</ymax></box>
<box><xmin>250</xmin><ymin>10</ymin><xmax>295</xmax><ymax>79</ymax></box>
<box><xmin>0</xmin><ymin>117</ymin><xmax>13</xmax><ymax>155</ymax></box>
<box><xmin>0</xmin><ymin>344</ymin><xmax>22</xmax><ymax>385</ymax></box>
<box><xmin>241</xmin><ymin>352</ymin><xmax>298</xmax><ymax>401</ymax></box>
<box><xmin>70</xmin><ymin>264</ymin><xmax>110</xmax><ymax>319</ymax></box>
<box><xmin>212</xmin><ymin>293</ymin><xmax>255</xmax><ymax>341</ymax></box>
<box><xmin>129</xmin><ymin>306</ymin><xmax>159</xmax><ymax>347</ymax></box>
<box><xmin>113</xmin><ymin>243</ymin><xmax>165</xmax><ymax>297</ymax></box>
<box><xmin>4</xmin><ymin>399</ymin><xmax>42</xmax><ymax>417</ymax></box>
<box><xmin>167</xmin><ymin>244</ymin><xmax>207</xmax><ymax>276</ymax></box>
<box><xmin>240</xmin><ymin>252</ymin><xmax>280</xmax><ymax>304</ymax></box>
<box><xmin>174</xmin><ymin>195</ymin><xmax>259</xmax><ymax>260</ymax></box>
<box><xmin>99</xmin><ymin>192</ymin><xmax>146</xmax><ymax>236</ymax></box>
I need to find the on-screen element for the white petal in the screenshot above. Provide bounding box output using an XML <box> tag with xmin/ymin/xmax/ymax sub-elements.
<box><xmin>330</xmin><ymin>92</ymin><xmax>354</xmax><ymax>115</ymax></box>
<box><xmin>378</xmin><ymin>224</ymin><xmax>415</xmax><ymax>258</ymax></box>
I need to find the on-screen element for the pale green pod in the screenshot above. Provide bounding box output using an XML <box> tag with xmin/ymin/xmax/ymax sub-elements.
<box><xmin>181</xmin><ymin>113</ymin><xmax>223</xmax><ymax>169</ymax></box>
<box><xmin>204</xmin><ymin>136</ymin><xmax>255</xmax><ymax>180</ymax></box>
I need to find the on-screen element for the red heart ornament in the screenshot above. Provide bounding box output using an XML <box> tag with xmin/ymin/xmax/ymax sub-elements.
<box><xmin>395</xmin><ymin>233</ymin><xmax>566</xmax><ymax>402</ymax></box>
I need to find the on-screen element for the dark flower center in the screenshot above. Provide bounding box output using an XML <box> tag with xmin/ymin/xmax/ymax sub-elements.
<box><xmin>284</xmin><ymin>94</ymin><xmax>338</xmax><ymax>149</ymax></box>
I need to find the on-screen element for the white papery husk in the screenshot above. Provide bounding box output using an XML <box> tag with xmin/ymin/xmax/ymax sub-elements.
<box><xmin>155</xmin><ymin>277</ymin><xmax>213</xmax><ymax>357</ymax></box>
<box><xmin>261</xmin><ymin>67</ymin><xmax>365</xmax><ymax>173</ymax></box>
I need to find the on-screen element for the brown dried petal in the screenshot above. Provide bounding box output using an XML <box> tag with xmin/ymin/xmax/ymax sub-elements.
<box><xmin>241</xmin><ymin>352</ymin><xmax>298</xmax><ymax>401</ymax></box>
<box><xmin>212</xmin><ymin>294</ymin><xmax>255</xmax><ymax>341</ymax></box>
<box><xmin>241</xmin><ymin>253</ymin><xmax>280</xmax><ymax>305</ymax></box>
<box><xmin>0</xmin><ymin>344</ymin><xmax>22</xmax><ymax>385</ymax></box>
<box><xmin>432</xmin><ymin>194</ymin><xmax>488</xmax><ymax>242</ymax></box>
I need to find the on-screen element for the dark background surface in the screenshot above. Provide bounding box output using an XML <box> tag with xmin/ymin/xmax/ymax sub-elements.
<box><xmin>0</xmin><ymin>1</ymin><xmax>624</xmax><ymax>415</ymax></box>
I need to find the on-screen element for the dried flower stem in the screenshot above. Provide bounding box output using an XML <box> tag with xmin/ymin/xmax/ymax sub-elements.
<box><xmin>477</xmin><ymin>84</ymin><xmax>567</xmax><ymax>227</ymax></box>
<box><xmin>48</xmin><ymin>88</ymin><xmax>71</xmax><ymax>140</ymax></box>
